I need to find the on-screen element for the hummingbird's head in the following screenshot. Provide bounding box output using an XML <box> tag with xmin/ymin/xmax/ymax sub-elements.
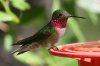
<box><xmin>50</xmin><ymin>10</ymin><xmax>85</xmax><ymax>28</ymax></box>
<box><xmin>50</xmin><ymin>10</ymin><xmax>68</xmax><ymax>28</ymax></box>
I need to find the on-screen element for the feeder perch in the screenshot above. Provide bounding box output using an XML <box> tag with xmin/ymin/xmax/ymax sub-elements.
<box><xmin>49</xmin><ymin>40</ymin><xmax>100</xmax><ymax>66</ymax></box>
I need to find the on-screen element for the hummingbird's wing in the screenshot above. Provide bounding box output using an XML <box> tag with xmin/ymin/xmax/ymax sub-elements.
<box><xmin>13</xmin><ymin>23</ymin><xmax>54</xmax><ymax>45</ymax></box>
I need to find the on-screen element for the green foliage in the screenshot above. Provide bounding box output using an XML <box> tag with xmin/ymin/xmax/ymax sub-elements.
<box><xmin>14</xmin><ymin>52</ymin><xmax>43</xmax><ymax>65</ymax></box>
<box><xmin>77</xmin><ymin>0</ymin><xmax>100</xmax><ymax>13</ymax></box>
<box><xmin>52</xmin><ymin>0</ymin><xmax>61</xmax><ymax>12</ymax></box>
<box><xmin>68</xmin><ymin>18</ymin><xmax>86</xmax><ymax>42</ymax></box>
<box><xmin>10</xmin><ymin>0</ymin><xmax>30</xmax><ymax>11</ymax></box>
<box><xmin>0</xmin><ymin>11</ymin><xmax>12</xmax><ymax>21</ymax></box>
<box><xmin>4</xmin><ymin>33</ymin><xmax>13</xmax><ymax>51</ymax></box>
<box><xmin>0</xmin><ymin>0</ymin><xmax>30</xmax><ymax>23</ymax></box>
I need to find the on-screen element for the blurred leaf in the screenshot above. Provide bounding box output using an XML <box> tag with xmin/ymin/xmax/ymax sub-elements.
<box><xmin>4</xmin><ymin>34</ymin><xmax>13</xmax><ymax>51</ymax></box>
<box><xmin>8</xmin><ymin>11</ymin><xmax>20</xmax><ymax>23</ymax></box>
<box><xmin>52</xmin><ymin>0</ymin><xmax>61</xmax><ymax>12</ymax></box>
<box><xmin>10</xmin><ymin>0</ymin><xmax>30</xmax><ymax>11</ymax></box>
<box><xmin>58</xmin><ymin>33</ymin><xmax>78</xmax><ymax>45</ymax></box>
<box><xmin>20</xmin><ymin>6</ymin><xmax>45</xmax><ymax>24</ymax></box>
<box><xmin>0</xmin><ymin>11</ymin><xmax>13</xmax><ymax>21</ymax></box>
<box><xmin>63</xmin><ymin>0</ymin><xmax>75</xmax><ymax>15</ymax></box>
<box><xmin>38</xmin><ymin>48</ymin><xmax>78</xmax><ymax>66</ymax></box>
<box><xmin>77</xmin><ymin>0</ymin><xmax>100</xmax><ymax>13</ymax></box>
<box><xmin>14</xmin><ymin>52</ymin><xmax>43</xmax><ymax>65</ymax></box>
<box><xmin>68</xmin><ymin>18</ymin><xmax>86</xmax><ymax>42</ymax></box>
<box><xmin>65</xmin><ymin>58</ymin><xmax>78</xmax><ymax>66</ymax></box>
<box><xmin>0</xmin><ymin>1</ymin><xmax>20</xmax><ymax>23</ymax></box>
<box><xmin>88</xmin><ymin>12</ymin><xmax>98</xmax><ymax>25</ymax></box>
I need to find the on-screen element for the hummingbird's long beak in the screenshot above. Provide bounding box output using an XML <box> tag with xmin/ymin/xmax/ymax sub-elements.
<box><xmin>68</xmin><ymin>16</ymin><xmax>86</xmax><ymax>19</ymax></box>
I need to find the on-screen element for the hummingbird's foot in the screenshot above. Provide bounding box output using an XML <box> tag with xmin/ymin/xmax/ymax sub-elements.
<box><xmin>48</xmin><ymin>46</ymin><xmax>59</xmax><ymax>51</ymax></box>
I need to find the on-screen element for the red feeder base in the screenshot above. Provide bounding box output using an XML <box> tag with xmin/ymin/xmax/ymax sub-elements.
<box><xmin>49</xmin><ymin>40</ymin><xmax>100</xmax><ymax>66</ymax></box>
<box><xmin>79</xmin><ymin>58</ymin><xmax>100</xmax><ymax>66</ymax></box>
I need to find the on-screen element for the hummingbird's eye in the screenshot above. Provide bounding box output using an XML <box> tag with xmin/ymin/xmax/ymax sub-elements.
<box><xmin>58</xmin><ymin>13</ymin><xmax>62</xmax><ymax>16</ymax></box>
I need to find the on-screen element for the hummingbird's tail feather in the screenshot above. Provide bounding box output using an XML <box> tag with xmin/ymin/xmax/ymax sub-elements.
<box><xmin>13</xmin><ymin>43</ymin><xmax>19</xmax><ymax>45</ymax></box>
<box><xmin>12</xmin><ymin>45</ymin><xmax>29</xmax><ymax>55</ymax></box>
<box><xmin>12</xmin><ymin>47</ymin><xmax>21</xmax><ymax>55</ymax></box>
<box><xmin>12</xmin><ymin>41</ymin><xmax>23</xmax><ymax>45</ymax></box>
<box><xmin>17</xmin><ymin>51</ymin><xmax>27</xmax><ymax>55</ymax></box>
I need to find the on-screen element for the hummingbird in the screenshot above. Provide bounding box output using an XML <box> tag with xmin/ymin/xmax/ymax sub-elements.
<box><xmin>12</xmin><ymin>10</ymin><xmax>85</xmax><ymax>55</ymax></box>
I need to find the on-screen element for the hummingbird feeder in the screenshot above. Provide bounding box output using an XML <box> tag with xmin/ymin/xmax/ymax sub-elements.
<box><xmin>49</xmin><ymin>40</ymin><xmax>100</xmax><ymax>66</ymax></box>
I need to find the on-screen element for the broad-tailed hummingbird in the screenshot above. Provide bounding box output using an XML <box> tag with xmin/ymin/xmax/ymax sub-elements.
<box><xmin>12</xmin><ymin>10</ymin><xmax>85</xmax><ymax>55</ymax></box>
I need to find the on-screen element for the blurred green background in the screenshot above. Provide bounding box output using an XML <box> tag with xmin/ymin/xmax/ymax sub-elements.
<box><xmin>0</xmin><ymin>0</ymin><xmax>100</xmax><ymax>66</ymax></box>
